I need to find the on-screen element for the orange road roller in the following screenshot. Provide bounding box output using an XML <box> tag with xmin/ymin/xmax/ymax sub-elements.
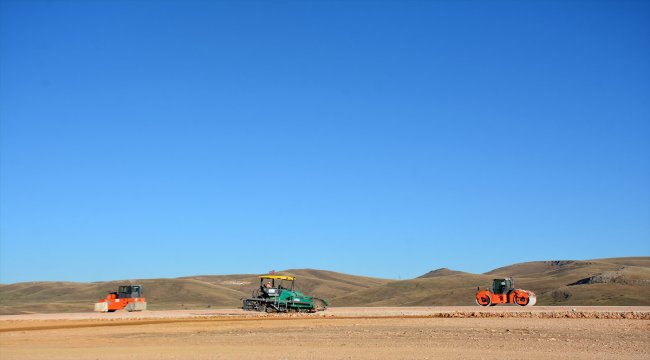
<box><xmin>94</xmin><ymin>285</ymin><xmax>147</xmax><ymax>312</ymax></box>
<box><xmin>476</xmin><ymin>278</ymin><xmax>536</xmax><ymax>306</ymax></box>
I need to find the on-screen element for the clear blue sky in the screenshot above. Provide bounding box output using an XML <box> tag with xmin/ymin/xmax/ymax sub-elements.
<box><xmin>1</xmin><ymin>0</ymin><xmax>649</xmax><ymax>284</ymax></box>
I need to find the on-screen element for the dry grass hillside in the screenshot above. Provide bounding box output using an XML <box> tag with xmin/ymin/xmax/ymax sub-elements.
<box><xmin>334</xmin><ymin>273</ymin><xmax>493</xmax><ymax>306</ymax></box>
<box><xmin>0</xmin><ymin>278</ymin><xmax>248</xmax><ymax>315</ymax></box>
<box><xmin>1</xmin><ymin>257</ymin><xmax>648</xmax><ymax>314</ymax></box>
<box><xmin>485</xmin><ymin>257</ymin><xmax>650</xmax><ymax>305</ymax></box>
<box><xmin>331</xmin><ymin>257</ymin><xmax>650</xmax><ymax>307</ymax></box>
<box><xmin>183</xmin><ymin>269</ymin><xmax>392</xmax><ymax>298</ymax></box>
<box><xmin>0</xmin><ymin>270</ymin><xmax>392</xmax><ymax>315</ymax></box>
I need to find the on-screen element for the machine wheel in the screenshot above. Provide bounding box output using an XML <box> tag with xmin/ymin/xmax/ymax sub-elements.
<box><xmin>515</xmin><ymin>295</ymin><xmax>529</xmax><ymax>306</ymax></box>
<box><xmin>475</xmin><ymin>295</ymin><xmax>491</xmax><ymax>307</ymax></box>
<box><xmin>516</xmin><ymin>291</ymin><xmax>536</xmax><ymax>306</ymax></box>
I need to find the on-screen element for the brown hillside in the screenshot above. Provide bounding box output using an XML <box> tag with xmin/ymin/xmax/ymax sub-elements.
<box><xmin>417</xmin><ymin>268</ymin><xmax>466</xmax><ymax>278</ymax></box>
<box><xmin>483</xmin><ymin>257</ymin><xmax>650</xmax><ymax>306</ymax></box>
<box><xmin>0</xmin><ymin>278</ymin><xmax>249</xmax><ymax>315</ymax></box>
<box><xmin>181</xmin><ymin>269</ymin><xmax>393</xmax><ymax>304</ymax></box>
<box><xmin>0</xmin><ymin>269</ymin><xmax>392</xmax><ymax>315</ymax></box>
<box><xmin>334</xmin><ymin>273</ymin><xmax>493</xmax><ymax>306</ymax></box>
<box><xmin>1</xmin><ymin>258</ymin><xmax>648</xmax><ymax>314</ymax></box>
<box><xmin>335</xmin><ymin>257</ymin><xmax>650</xmax><ymax>307</ymax></box>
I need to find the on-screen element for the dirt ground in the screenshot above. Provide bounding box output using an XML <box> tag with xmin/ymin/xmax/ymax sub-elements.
<box><xmin>1</xmin><ymin>307</ymin><xmax>648</xmax><ymax>359</ymax></box>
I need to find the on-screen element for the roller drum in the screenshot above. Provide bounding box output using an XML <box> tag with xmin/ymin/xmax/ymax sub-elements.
<box><xmin>525</xmin><ymin>291</ymin><xmax>537</xmax><ymax>306</ymax></box>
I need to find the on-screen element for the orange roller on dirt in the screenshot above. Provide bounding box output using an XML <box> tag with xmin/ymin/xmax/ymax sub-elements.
<box><xmin>476</xmin><ymin>278</ymin><xmax>536</xmax><ymax>306</ymax></box>
<box><xmin>94</xmin><ymin>285</ymin><xmax>147</xmax><ymax>312</ymax></box>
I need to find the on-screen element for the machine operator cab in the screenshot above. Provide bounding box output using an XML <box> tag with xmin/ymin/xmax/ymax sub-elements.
<box><xmin>492</xmin><ymin>278</ymin><xmax>514</xmax><ymax>295</ymax></box>
<box><xmin>259</xmin><ymin>275</ymin><xmax>295</xmax><ymax>297</ymax></box>
<box><xmin>117</xmin><ymin>285</ymin><xmax>142</xmax><ymax>299</ymax></box>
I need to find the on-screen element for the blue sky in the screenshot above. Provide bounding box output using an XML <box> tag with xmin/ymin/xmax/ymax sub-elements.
<box><xmin>1</xmin><ymin>0</ymin><xmax>648</xmax><ymax>283</ymax></box>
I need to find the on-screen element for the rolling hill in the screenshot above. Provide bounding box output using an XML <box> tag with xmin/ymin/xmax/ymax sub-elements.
<box><xmin>0</xmin><ymin>270</ymin><xmax>394</xmax><ymax>315</ymax></box>
<box><xmin>335</xmin><ymin>257</ymin><xmax>650</xmax><ymax>307</ymax></box>
<box><xmin>0</xmin><ymin>257</ymin><xmax>648</xmax><ymax>314</ymax></box>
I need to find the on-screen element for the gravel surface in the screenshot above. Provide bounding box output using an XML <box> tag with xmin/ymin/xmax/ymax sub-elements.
<box><xmin>0</xmin><ymin>308</ymin><xmax>648</xmax><ymax>360</ymax></box>
<box><xmin>1</xmin><ymin>306</ymin><xmax>648</xmax><ymax>321</ymax></box>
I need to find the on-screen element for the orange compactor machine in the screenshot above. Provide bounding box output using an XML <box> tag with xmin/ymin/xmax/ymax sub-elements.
<box><xmin>94</xmin><ymin>285</ymin><xmax>147</xmax><ymax>312</ymax></box>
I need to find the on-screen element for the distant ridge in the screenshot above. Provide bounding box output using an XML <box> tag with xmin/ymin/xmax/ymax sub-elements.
<box><xmin>417</xmin><ymin>268</ymin><xmax>465</xmax><ymax>278</ymax></box>
<box><xmin>1</xmin><ymin>257</ymin><xmax>648</xmax><ymax>314</ymax></box>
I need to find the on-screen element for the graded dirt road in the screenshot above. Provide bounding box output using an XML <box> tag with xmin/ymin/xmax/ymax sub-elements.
<box><xmin>1</xmin><ymin>307</ymin><xmax>648</xmax><ymax>359</ymax></box>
